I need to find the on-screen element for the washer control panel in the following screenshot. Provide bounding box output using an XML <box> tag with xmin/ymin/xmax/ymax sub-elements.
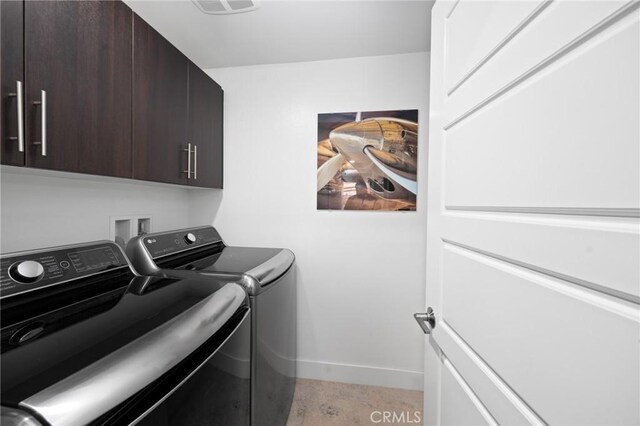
<box><xmin>142</xmin><ymin>227</ymin><xmax>223</xmax><ymax>259</ymax></box>
<box><xmin>0</xmin><ymin>243</ymin><xmax>127</xmax><ymax>298</ymax></box>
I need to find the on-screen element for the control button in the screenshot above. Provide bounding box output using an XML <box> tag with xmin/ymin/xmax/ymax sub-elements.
<box><xmin>185</xmin><ymin>233</ymin><xmax>197</xmax><ymax>244</ymax></box>
<box><xmin>9</xmin><ymin>260</ymin><xmax>45</xmax><ymax>284</ymax></box>
<box><xmin>59</xmin><ymin>260</ymin><xmax>70</xmax><ymax>269</ymax></box>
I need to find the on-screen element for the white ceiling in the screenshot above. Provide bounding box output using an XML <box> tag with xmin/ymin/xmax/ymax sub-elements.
<box><xmin>124</xmin><ymin>0</ymin><xmax>434</xmax><ymax>69</ymax></box>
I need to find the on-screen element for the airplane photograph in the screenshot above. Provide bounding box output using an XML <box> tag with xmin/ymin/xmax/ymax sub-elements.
<box><xmin>317</xmin><ymin>109</ymin><xmax>419</xmax><ymax>211</ymax></box>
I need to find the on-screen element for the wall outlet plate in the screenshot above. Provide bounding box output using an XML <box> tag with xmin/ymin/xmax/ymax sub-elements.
<box><xmin>109</xmin><ymin>215</ymin><xmax>153</xmax><ymax>250</ymax></box>
<box><xmin>134</xmin><ymin>215</ymin><xmax>153</xmax><ymax>236</ymax></box>
<box><xmin>109</xmin><ymin>216</ymin><xmax>133</xmax><ymax>250</ymax></box>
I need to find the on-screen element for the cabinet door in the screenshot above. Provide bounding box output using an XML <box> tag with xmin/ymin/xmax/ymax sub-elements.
<box><xmin>24</xmin><ymin>1</ymin><xmax>132</xmax><ymax>177</ymax></box>
<box><xmin>188</xmin><ymin>63</ymin><xmax>223</xmax><ymax>188</ymax></box>
<box><xmin>133</xmin><ymin>14</ymin><xmax>189</xmax><ymax>185</ymax></box>
<box><xmin>1</xmin><ymin>0</ymin><xmax>25</xmax><ymax>166</ymax></box>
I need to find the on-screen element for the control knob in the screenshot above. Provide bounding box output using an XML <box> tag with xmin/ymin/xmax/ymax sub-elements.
<box><xmin>9</xmin><ymin>260</ymin><xmax>45</xmax><ymax>284</ymax></box>
<box><xmin>184</xmin><ymin>233</ymin><xmax>197</xmax><ymax>244</ymax></box>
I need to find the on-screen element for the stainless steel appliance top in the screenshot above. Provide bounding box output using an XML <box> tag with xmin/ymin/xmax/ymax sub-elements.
<box><xmin>126</xmin><ymin>226</ymin><xmax>295</xmax><ymax>295</ymax></box>
<box><xmin>0</xmin><ymin>240</ymin><xmax>249</xmax><ymax>425</ymax></box>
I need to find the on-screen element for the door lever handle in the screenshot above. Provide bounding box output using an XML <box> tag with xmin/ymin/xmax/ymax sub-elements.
<box><xmin>414</xmin><ymin>307</ymin><xmax>436</xmax><ymax>334</ymax></box>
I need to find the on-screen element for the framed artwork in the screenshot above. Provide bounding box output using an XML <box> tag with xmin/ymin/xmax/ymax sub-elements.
<box><xmin>317</xmin><ymin>109</ymin><xmax>418</xmax><ymax>211</ymax></box>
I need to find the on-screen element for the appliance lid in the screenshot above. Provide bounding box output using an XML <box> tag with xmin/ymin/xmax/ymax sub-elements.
<box><xmin>172</xmin><ymin>246</ymin><xmax>295</xmax><ymax>294</ymax></box>
<box><xmin>174</xmin><ymin>246</ymin><xmax>284</xmax><ymax>275</ymax></box>
<box><xmin>1</xmin><ymin>274</ymin><xmax>247</xmax><ymax>418</ymax></box>
<box><xmin>126</xmin><ymin>227</ymin><xmax>295</xmax><ymax>294</ymax></box>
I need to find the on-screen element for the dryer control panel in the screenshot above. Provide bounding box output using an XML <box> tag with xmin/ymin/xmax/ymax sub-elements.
<box><xmin>0</xmin><ymin>242</ymin><xmax>128</xmax><ymax>299</ymax></box>
<box><xmin>141</xmin><ymin>226</ymin><xmax>223</xmax><ymax>259</ymax></box>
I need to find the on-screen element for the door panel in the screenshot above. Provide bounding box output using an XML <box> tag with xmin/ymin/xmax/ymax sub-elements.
<box><xmin>133</xmin><ymin>14</ymin><xmax>189</xmax><ymax>185</ymax></box>
<box><xmin>445</xmin><ymin>13</ymin><xmax>640</xmax><ymax>210</ymax></box>
<box><xmin>443</xmin><ymin>213</ymin><xmax>640</xmax><ymax>301</ymax></box>
<box><xmin>188</xmin><ymin>62</ymin><xmax>223</xmax><ymax>188</ymax></box>
<box><xmin>25</xmin><ymin>1</ymin><xmax>132</xmax><ymax>177</ymax></box>
<box><xmin>445</xmin><ymin>0</ymin><xmax>545</xmax><ymax>94</ymax></box>
<box><xmin>443</xmin><ymin>245</ymin><xmax>639</xmax><ymax>425</ymax></box>
<box><xmin>425</xmin><ymin>1</ymin><xmax>640</xmax><ymax>425</ymax></box>
<box><xmin>446</xmin><ymin>0</ymin><xmax>633</xmax><ymax>123</ymax></box>
<box><xmin>440</xmin><ymin>357</ymin><xmax>494</xmax><ymax>426</ymax></box>
<box><xmin>434</xmin><ymin>324</ymin><xmax>537</xmax><ymax>425</ymax></box>
<box><xmin>1</xmin><ymin>0</ymin><xmax>25</xmax><ymax>166</ymax></box>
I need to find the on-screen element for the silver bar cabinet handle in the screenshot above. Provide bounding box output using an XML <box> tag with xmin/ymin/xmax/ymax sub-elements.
<box><xmin>7</xmin><ymin>81</ymin><xmax>25</xmax><ymax>152</ymax></box>
<box><xmin>182</xmin><ymin>142</ymin><xmax>192</xmax><ymax>178</ymax></box>
<box><xmin>16</xmin><ymin>81</ymin><xmax>25</xmax><ymax>152</ymax></box>
<box><xmin>41</xmin><ymin>90</ymin><xmax>47</xmax><ymax>156</ymax></box>
<box><xmin>32</xmin><ymin>90</ymin><xmax>47</xmax><ymax>156</ymax></box>
<box><xmin>414</xmin><ymin>307</ymin><xmax>436</xmax><ymax>334</ymax></box>
<box><xmin>193</xmin><ymin>144</ymin><xmax>197</xmax><ymax>180</ymax></box>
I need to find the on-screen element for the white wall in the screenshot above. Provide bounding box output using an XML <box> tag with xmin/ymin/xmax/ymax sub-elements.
<box><xmin>0</xmin><ymin>168</ymin><xmax>192</xmax><ymax>252</ymax></box>
<box><xmin>0</xmin><ymin>52</ymin><xmax>430</xmax><ymax>390</ymax></box>
<box><xmin>193</xmin><ymin>52</ymin><xmax>430</xmax><ymax>390</ymax></box>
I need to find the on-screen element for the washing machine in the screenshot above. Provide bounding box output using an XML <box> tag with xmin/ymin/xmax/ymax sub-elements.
<box><xmin>126</xmin><ymin>226</ymin><xmax>296</xmax><ymax>426</ymax></box>
<box><xmin>0</xmin><ymin>239</ymin><xmax>251</xmax><ymax>426</ymax></box>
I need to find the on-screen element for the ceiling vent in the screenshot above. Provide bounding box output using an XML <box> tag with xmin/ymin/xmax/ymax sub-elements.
<box><xmin>192</xmin><ymin>0</ymin><xmax>260</xmax><ymax>15</ymax></box>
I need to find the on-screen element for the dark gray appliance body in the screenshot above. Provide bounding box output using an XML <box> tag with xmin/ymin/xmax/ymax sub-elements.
<box><xmin>0</xmin><ymin>241</ymin><xmax>251</xmax><ymax>426</ymax></box>
<box><xmin>126</xmin><ymin>226</ymin><xmax>296</xmax><ymax>426</ymax></box>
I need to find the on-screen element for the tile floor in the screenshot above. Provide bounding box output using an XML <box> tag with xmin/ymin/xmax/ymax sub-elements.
<box><xmin>286</xmin><ymin>379</ymin><xmax>423</xmax><ymax>426</ymax></box>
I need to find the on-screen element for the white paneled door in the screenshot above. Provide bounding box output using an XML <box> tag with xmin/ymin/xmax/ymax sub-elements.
<box><xmin>422</xmin><ymin>1</ymin><xmax>640</xmax><ymax>425</ymax></box>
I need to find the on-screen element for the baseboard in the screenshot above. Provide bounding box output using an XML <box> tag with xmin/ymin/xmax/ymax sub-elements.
<box><xmin>296</xmin><ymin>359</ymin><xmax>424</xmax><ymax>391</ymax></box>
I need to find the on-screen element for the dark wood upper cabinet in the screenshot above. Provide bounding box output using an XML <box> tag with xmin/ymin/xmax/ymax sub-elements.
<box><xmin>188</xmin><ymin>62</ymin><xmax>224</xmax><ymax>188</ymax></box>
<box><xmin>133</xmin><ymin>14</ymin><xmax>189</xmax><ymax>186</ymax></box>
<box><xmin>1</xmin><ymin>1</ymin><xmax>25</xmax><ymax>166</ymax></box>
<box><xmin>133</xmin><ymin>15</ymin><xmax>223</xmax><ymax>189</ymax></box>
<box><xmin>24</xmin><ymin>1</ymin><xmax>133</xmax><ymax>177</ymax></box>
<box><xmin>1</xmin><ymin>2</ymin><xmax>223</xmax><ymax>188</ymax></box>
